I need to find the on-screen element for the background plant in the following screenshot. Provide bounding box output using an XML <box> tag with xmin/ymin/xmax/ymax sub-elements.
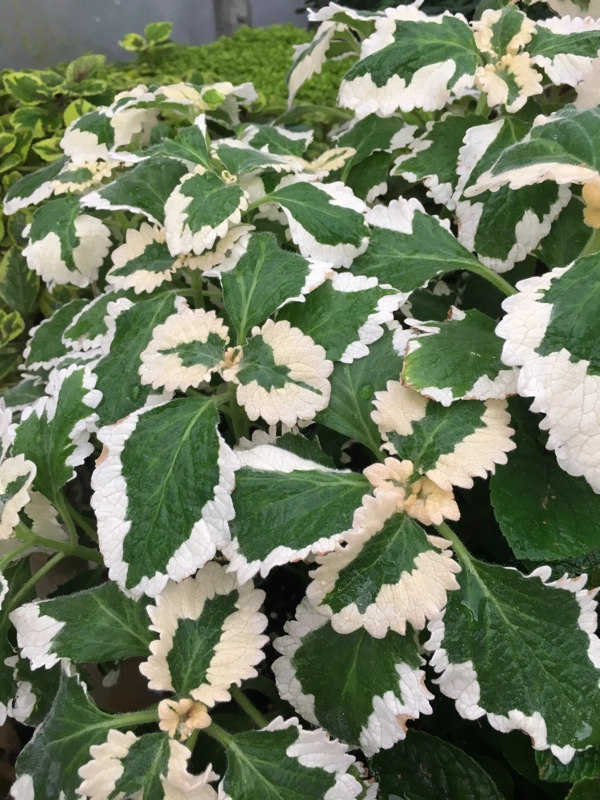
<box><xmin>2</xmin><ymin>0</ymin><xmax>600</xmax><ymax>798</ymax></box>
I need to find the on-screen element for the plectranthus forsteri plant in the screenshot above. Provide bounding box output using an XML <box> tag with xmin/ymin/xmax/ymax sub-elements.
<box><xmin>3</xmin><ymin>0</ymin><xmax>600</xmax><ymax>797</ymax></box>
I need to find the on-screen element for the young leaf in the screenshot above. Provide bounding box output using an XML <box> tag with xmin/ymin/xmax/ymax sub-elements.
<box><xmin>273</xmin><ymin>599</ymin><xmax>433</xmax><ymax>755</ymax></box>
<box><xmin>528</xmin><ymin>16</ymin><xmax>600</xmax><ymax>88</ymax></box>
<box><xmin>226</xmin><ymin>319</ymin><xmax>333</xmax><ymax>427</ymax></box>
<box><xmin>12</xmin><ymin>671</ymin><xmax>137</xmax><ymax>800</ymax></box>
<box><xmin>339</xmin><ymin>14</ymin><xmax>479</xmax><ymax>118</ymax></box>
<box><xmin>0</xmin><ymin>247</ymin><xmax>39</xmax><ymax>317</ymax></box>
<box><xmin>218</xmin><ymin>716</ymin><xmax>363</xmax><ymax>799</ymax></box>
<box><xmin>537</xmin><ymin>195</ymin><xmax>592</xmax><ymax>269</ymax></box>
<box><xmin>372</xmin><ymin>382</ymin><xmax>515</xmax><ymax>491</ymax></box>
<box><xmin>165</xmin><ymin>170</ymin><xmax>248</xmax><ymax>256</ymax></box>
<box><xmin>537</xmin><ymin>745</ymin><xmax>600</xmax><ymax>783</ymax></box>
<box><xmin>106</xmin><ymin>223</ymin><xmax>184</xmax><ymax>294</ymax></box>
<box><xmin>287</xmin><ymin>20</ymin><xmax>345</xmax><ymax>106</ymax></box>
<box><xmin>214</xmin><ymin>140</ymin><xmax>299</xmax><ymax>176</ymax></box>
<box><xmin>10</xmin><ymin>581</ymin><xmax>154</xmax><ymax>669</ymax></box>
<box><xmin>0</xmin><ymin>310</ymin><xmax>25</xmax><ymax>347</ymax></box>
<box><xmin>61</xmin><ymin>290</ymin><xmax>137</xmax><ymax>352</ymax></box>
<box><xmin>402</xmin><ymin>307</ymin><xmax>518</xmax><ymax>405</ymax></box>
<box><xmin>278</xmin><ymin>272</ymin><xmax>404</xmax><ymax>363</ymax></box>
<box><xmin>23</xmin><ymin>298</ymin><xmax>88</xmax><ymax>372</ymax></box>
<box><xmin>139</xmin><ymin>308</ymin><xmax>230</xmax><ymax>392</ymax></box>
<box><xmin>224</xmin><ymin>444</ymin><xmax>370</xmax><ymax>583</ymax></box>
<box><xmin>92</xmin><ymin>397</ymin><xmax>236</xmax><ymax>597</ymax></box>
<box><xmin>139</xmin><ymin>562</ymin><xmax>267</xmax><ymax>705</ymax></box>
<box><xmin>334</xmin><ymin>113</ymin><xmax>409</xmax><ymax>168</ymax></box>
<box><xmin>78</xmin><ymin>731</ymin><xmax>218</xmax><ymax>800</ymax></box>
<box><xmin>0</xmin><ymin>453</ymin><xmax>36</xmax><ymax>540</ymax></box>
<box><xmin>23</xmin><ymin>196</ymin><xmax>112</xmax><ymax>289</ymax></box>
<box><xmin>371</xmin><ymin>730</ymin><xmax>505</xmax><ymax>799</ymax></box>
<box><xmin>268</xmin><ymin>178</ymin><xmax>369</xmax><ymax>268</ymax></box>
<box><xmin>138</xmin><ymin>114</ymin><xmax>213</xmax><ymax>171</ymax></box>
<box><xmin>5</xmin><ymin>656</ymin><xmax>60</xmax><ymax>727</ymax></box>
<box><xmin>2</xmin><ymin>378</ymin><xmax>46</xmax><ymax>412</ymax></box>
<box><xmin>351</xmin><ymin>198</ymin><xmax>482</xmax><ymax>295</ymax></box>
<box><xmin>427</xmin><ymin>560</ymin><xmax>600</xmax><ymax>763</ymax></box>
<box><xmin>491</xmin><ymin>399</ymin><xmax>600</xmax><ymax>561</ymax></box>
<box><xmin>82</xmin><ymin>157</ymin><xmax>188</xmax><ymax>225</ymax></box>
<box><xmin>93</xmin><ymin>291</ymin><xmax>182</xmax><ymax>427</ymax></box>
<box><xmin>307</xmin><ymin>493</ymin><xmax>460</xmax><ymax>637</ymax></box>
<box><xmin>12</xmin><ymin>365</ymin><xmax>100</xmax><ymax>503</ymax></box>
<box><xmin>496</xmin><ymin>255</ymin><xmax>600</xmax><ymax>492</ymax></box>
<box><xmin>220</xmin><ymin>232</ymin><xmax>330</xmax><ymax>342</ymax></box>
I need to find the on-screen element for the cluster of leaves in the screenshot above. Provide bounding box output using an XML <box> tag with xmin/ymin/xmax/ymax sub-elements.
<box><xmin>0</xmin><ymin>22</ymin><xmax>350</xmax><ymax>404</ymax></box>
<box><xmin>3</xmin><ymin>0</ymin><xmax>600</xmax><ymax>798</ymax></box>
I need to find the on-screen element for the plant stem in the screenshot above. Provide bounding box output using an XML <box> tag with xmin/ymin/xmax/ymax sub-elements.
<box><xmin>229</xmin><ymin>395</ymin><xmax>249</xmax><ymax>442</ymax></box>
<box><xmin>15</xmin><ymin>522</ymin><xmax>104</xmax><ymax>565</ymax></box>
<box><xmin>65</xmin><ymin>501</ymin><xmax>98</xmax><ymax>542</ymax></box>
<box><xmin>55</xmin><ymin>492</ymin><xmax>78</xmax><ymax>547</ymax></box>
<box><xmin>581</xmin><ymin>227</ymin><xmax>600</xmax><ymax>257</ymax></box>
<box><xmin>190</xmin><ymin>270</ymin><xmax>205</xmax><ymax>310</ymax></box>
<box><xmin>230</xmin><ymin>685</ymin><xmax>268</xmax><ymax>728</ymax></box>
<box><xmin>6</xmin><ymin>552</ymin><xmax>65</xmax><ymax>614</ymax></box>
<box><xmin>462</xmin><ymin>261</ymin><xmax>517</xmax><ymax>296</ymax></box>
<box><xmin>113</xmin><ymin>707</ymin><xmax>159</xmax><ymax>729</ymax></box>
<box><xmin>186</xmin><ymin>728</ymin><xmax>200</xmax><ymax>752</ymax></box>
<box><xmin>0</xmin><ymin>541</ymin><xmax>33</xmax><ymax>572</ymax></box>
<box><xmin>434</xmin><ymin>521</ymin><xmax>474</xmax><ymax>570</ymax></box>
<box><xmin>204</xmin><ymin>721</ymin><xmax>234</xmax><ymax>748</ymax></box>
<box><xmin>475</xmin><ymin>92</ymin><xmax>489</xmax><ymax>117</ymax></box>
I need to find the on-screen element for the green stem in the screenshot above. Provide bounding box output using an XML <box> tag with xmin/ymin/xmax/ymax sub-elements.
<box><xmin>6</xmin><ymin>552</ymin><xmax>65</xmax><ymax>615</ymax></box>
<box><xmin>230</xmin><ymin>685</ymin><xmax>268</xmax><ymax>728</ymax></box>
<box><xmin>475</xmin><ymin>92</ymin><xmax>489</xmax><ymax>118</ymax></box>
<box><xmin>15</xmin><ymin>522</ymin><xmax>104</xmax><ymax>565</ymax></box>
<box><xmin>229</xmin><ymin>395</ymin><xmax>250</xmax><ymax>442</ymax></box>
<box><xmin>185</xmin><ymin>728</ymin><xmax>200</xmax><ymax>752</ymax></box>
<box><xmin>434</xmin><ymin>521</ymin><xmax>475</xmax><ymax>571</ymax></box>
<box><xmin>0</xmin><ymin>541</ymin><xmax>33</xmax><ymax>572</ymax></box>
<box><xmin>190</xmin><ymin>270</ymin><xmax>205</xmax><ymax>310</ymax></box>
<box><xmin>462</xmin><ymin>260</ymin><xmax>517</xmax><ymax>296</ymax></box>
<box><xmin>581</xmin><ymin>227</ymin><xmax>600</xmax><ymax>257</ymax></box>
<box><xmin>65</xmin><ymin>502</ymin><xmax>98</xmax><ymax>542</ymax></box>
<box><xmin>204</xmin><ymin>721</ymin><xmax>234</xmax><ymax>748</ymax></box>
<box><xmin>244</xmin><ymin>196</ymin><xmax>271</xmax><ymax>215</ymax></box>
<box><xmin>55</xmin><ymin>492</ymin><xmax>78</xmax><ymax>547</ymax></box>
<box><xmin>113</xmin><ymin>707</ymin><xmax>159</xmax><ymax>729</ymax></box>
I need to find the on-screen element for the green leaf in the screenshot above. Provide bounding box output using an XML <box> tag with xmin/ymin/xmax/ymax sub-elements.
<box><xmin>62</xmin><ymin>290</ymin><xmax>137</xmax><ymax>352</ymax></box>
<box><xmin>340</xmin><ymin>16</ymin><xmax>479</xmax><ymax>117</ymax></box>
<box><xmin>0</xmin><ymin>247</ymin><xmax>39</xmax><ymax>317</ymax></box>
<box><xmin>307</xmin><ymin>501</ymin><xmax>460</xmax><ymax>636</ymax></box>
<box><xmin>268</xmin><ymin>179</ymin><xmax>369</xmax><ymax>268</ymax></box>
<box><xmin>2</xmin><ymin>378</ymin><xmax>46</xmax><ymax>411</ymax></box>
<box><xmin>63</xmin><ymin>98</ymin><xmax>96</xmax><ymax>127</ymax></box>
<box><xmin>92</xmin><ymin>397</ymin><xmax>232</xmax><ymax>597</ymax></box>
<box><xmin>119</xmin><ymin>32</ymin><xmax>147</xmax><ymax>51</ymax></box>
<box><xmin>141</xmin><ymin>117</ymin><xmax>213</xmax><ymax>170</ymax></box>
<box><xmin>278</xmin><ymin>273</ymin><xmax>401</xmax><ymax>362</ymax></box>
<box><xmin>225</xmin><ymin>446</ymin><xmax>369</xmax><ymax>583</ymax></box>
<box><xmin>165</xmin><ymin>170</ymin><xmax>247</xmax><ymax>256</ymax></box>
<box><xmin>402</xmin><ymin>307</ymin><xmax>517</xmax><ymax>405</ymax></box>
<box><xmin>0</xmin><ymin>128</ymin><xmax>33</xmax><ymax>173</ymax></box>
<box><xmin>83</xmin><ymin>157</ymin><xmax>188</xmax><ymax>225</ymax></box>
<box><xmin>220</xmin><ymin>718</ymin><xmax>362</xmax><ymax>799</ymax></box>
<box><xmin>25</xmin><ymin>196</ymin><xmax>82</xmax><ymax>272</ymax></box>
<box><xmin>335</xmin><ymin>113</ymin><xmax>406</xmax><ymax>167</ymax></box>
<box><xmin>567</xmin><ymin>779</ymin><xmax>600</xmax><ymax>800</ymax></box>
<box><xmin>11</xmin><ymin>581</ymin><xmax>154</xmax><ymax>669</ymax></box>
<box><xmin>7</xmin><ymin>657</ymin><xmax>61</xmax><ymax>727</ymax></box>
<box><xmin>0</xmin><ymin>132</ymin><xmax>17</xmax><ymax>158</ymax></box>
<box><xmin>352</xmin><ymin>199</ymin><xmax>480</xmax><ymax>294</ymax></box>
<box><xmin>537</xmin><ymin>195</ymin><xmax>592</xmax><ymax>268</ymax></box>
<box><xmin>273</xmin><ymin>599</ymin><xmax>430</xmax><ymax>754</ymax></box>
<box><xmin>93</xmin><ymin>291</ymin><xmax>180</xmax><ymax>427</ymax></box>
<box><xmin>537</xmin><ymin>746</ymin><xmax>600</xmax><ymax>783</ymax></box>
<box><xmin>23</xmin><ymin>298</ymin><xmax>87</xmax><ymax>372</ymax></box>
<box><xmin>529</xmin><ymin>22</ymin><xmax>600</xmax><ymax>83</ymax></box>
<box><xmin>496</xmin><ymin>253</ymin><xmax>600</xmax><ymax>492</ymax></box>
<box><xmin>470</xmin><ymin>106</ymin><xmax>600</xmax><ymax>194</ymax></box>
<box><xmin>371</xmin><ymin>730</ymin><xmax>504</xmax><ymax>799</ymax></box>
<box><xmin>221</xmin><ymin>232</ymin><xmax>321</xmax><ymax>342</ymax></box>
<box><xmin>64</xmin><ymin>53</ymin><xmax>106</xmax><ymax>83</ymax></box>
<box><xmin>490</xmin><ymin>399</ymin><xmax>600</xmax><ymax>560</ymax></box>
<box><xmin>145</xmin><ymin>21</ymin><xmax>173</xmax><ymax>43</ymax></box>
<box><xmin>31</xmin><ymin>136</ymin><xmax>62</xmax><ymax>162</ymax></box>
<box><xmin>12</xmin><ymin>364</ymin><xmax>100</xmax><ymax>502</ymax></box>
<box><xmin>242</xmin><ymin>125</ymin><xmax>312</xmax><ymax>158</ymax></box>
<box><xmin>315</xmin><ymin>327</ymin><xmax>401</xmax><ymax>454</ymax></box>
<box><xmin>3</xmin><ymin>71</ymin><xmax>53</xmax><ymax>104</ymax></box>
<box><xmin>3</xmin><ymin>154</ymin><xmax>67</xmax><ymax>216</ymax></box>
<box><xmin>214</xmin><ymin>140</ymin><xmax>296</xmax><ymax>176</ymax></box>
<box><xmin>13</xmin><ymin>672</ymin><xmax>128</xmax><ymax>800</ymax></box>
<box><xmin>10</xmin><ymin>106</ymin><xmax>58</xmax><ymax>138</ymax></box>
<box><xmin>0</xmin><ymin>309</ymin><xmax>24</xmax><ymax>347</ymax></box>
<box><xmin>271</xmin><ymin>432</ymin><xmax>335</xmax><ymax>469</ymax></box>
<box><xmin>428</xmin><ymin>556</ymin><xmax>600</xmax><ymax>758</ymax></box>
<box><xmin>344</xmin><ymin>150</ymin><xmax>392</xmax><ymax>202</ymax></box>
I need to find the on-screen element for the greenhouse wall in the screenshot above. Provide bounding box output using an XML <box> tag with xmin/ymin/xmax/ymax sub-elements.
<box><xmin>0</xmin><ymin>0</ymin><xmax>303</xmax><ymax>69</ymax></box>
